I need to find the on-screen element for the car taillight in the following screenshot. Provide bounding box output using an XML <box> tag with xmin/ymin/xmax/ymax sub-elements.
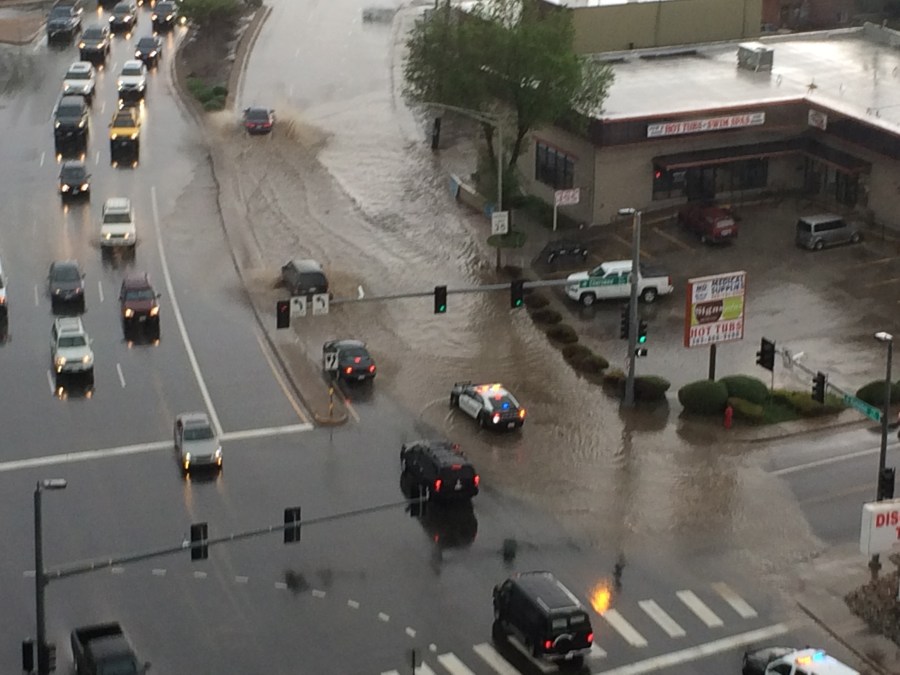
<box><xmin>492</xmin><ymin>413</ymin><xmax>500</xmax><ymax>424</ymax></box>
<box><xmin>344</xmin><ymin>366</ymin><xmax>352</xmax><ymax>374</ymax></box>
<box><xmin>433</xmin><ymin>479</ymin><xmax>442</xmax><ymax>493</ymax></box>
<box><xmin>518</xmin><ymin>408</ymin><xmax>526</xmax><ymax>419</ymax></box>
<box><xmin>587</xmin><ymin>632</ymin><xmax>593</xmax><ymax>644</ymax></box>
<box><xmin>474</xmin><ymin>475</ymin><xmax>480</xmax><ymax>487</ymax></box>
<box><xmin>543</xmin><ymin>640</ymin><xmax>553</xmax><ymax>650</ymax></box>
<box><xmin>368</xmin><ymin>365</ymin><xmax>375</xmax><ymax>373</ymax></box>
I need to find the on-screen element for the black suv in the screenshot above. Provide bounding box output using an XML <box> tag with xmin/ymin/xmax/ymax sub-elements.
<box><xmin>53</xmin><ymin>95</ymin><xmax>89</xmax><ymax>147</ymax></box>
<box><xmin>78</xmin><ymin>25</ymin><xmax>111</xmax><ymax>63</ymax></box>
<box><xmin>46</xmin><ymin>5</ymin><xmax>82</xmax><ymax>42</ymax></box>
<box><xmin>48</xmin><ymin>260</ymin><xmax>85</xmax><ymax>311</ymax></box>
<box><xmin>134</xmin><ymin>36</ymin><xmax>162</xmax><ymax>68</ymax></box>
<box><xmin>151</xmin><ymin>1</ymin><xmax>180</xmax><ymax>31</ymax></box>
<box><xmin>492</xmin><ymin>572</ymin><xmax>594</xmax><ymax>668</ymax></box>
<box><xmin>400</xmin><ymin>440</ymin><xmax>479</xmax><ymax>502</ymax></box>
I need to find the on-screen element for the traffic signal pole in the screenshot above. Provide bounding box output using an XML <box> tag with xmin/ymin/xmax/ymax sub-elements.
<box><xmin>620</xmin><ymin>209</ymin><xmax>641</xmax><ymax>408</ymax></box>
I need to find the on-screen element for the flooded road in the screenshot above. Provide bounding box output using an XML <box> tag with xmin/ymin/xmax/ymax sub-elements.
<box><xmin>225</xmin><ymin>0</ymin><xmax>827</xmax><ymax>582</ymax></box>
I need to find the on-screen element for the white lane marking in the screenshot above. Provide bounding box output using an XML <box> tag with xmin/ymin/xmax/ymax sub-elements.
<box><xmin>46</xmin><ymin>371</ymin><xmax>54</xmax><ymax>394</ymax></box>
<box><xmin>34</xmin><ymin>284</ymin><xmax>39</xmax><ymax>306</ymax></box>
<box><xmin>502</xmin><ymin>637</ymin><xmax>555</xmax><ymax>674</ymax></box>
<box><xmin>101</xmin><ymin>100</ymin><xmax>106</xmax><ymax>114</ymax></box>
<box><xmin>677</xmin><ymin>590</ymin><xmax>723</xmax><ymax>628</ymax></box>
<box><xmin>589</xmin><ymin>643</ymin><xmax>608</xmax><ymax>659</ymax></box>
<box><xmin>405</xmin><ymin>627</ymin><xmax>416</xmax><ymax>638</ymax></box>
<box><xmin>274</xmin><ymin>581</ymin><xmax>288</xmax><ymax>590</ymax></box>
<box><xmin>33</xmin><ymin>39</ymin><xmax>42</xmax><ymax>53</ymax></box>
<box><xmin>151</xmin><ymin>568</ymin><xmax>166</xmax><ymax>576</ymax></box>
<box><xmin>0</xmin><ymin>423</ymin><xmax>314</xmax><ymax>473</ymax></box>
<box><xmin>711</xmin><ymin>582</ymin><xmax>758</xmax><ymax>619</ymax></box>
<box><xmin>116</xmin><ymin>363</ymin><xmax>126</xmax><ymax>388</ymax></box>
<box><xmin>638</xmin><ymin>600</ymin><xmax>686</xmax><ymax>638</ymax></box>
<box><xmin>40</xmin><ymin>151</ymin><xmax>45</xmax><ymax>167</ymax></box>
<box><xmin>602</xmin><ymin>608</ymin><xmax>648</xmax><ymax>647</ymax></box>
<box><xmin>151</xmin><ymin>185</ymin><xmax>223</xmax><ymax>436</ymax></box>
<box><xmin>593</xmin><ymin>623</ymin><xmax>791</xmax><ymax>675</ymax></box>
<box><xmin>111</xmin><ymin>566</ymin><xmax>124</xmax><ymax>574</ymax></box>
<box><xmin>219</xmin><ymin>423</ymin><xmax>313</xmax><ymax>442</ymax></box>
<box><xmin>95</xmin><ymin>150</ymin><xmax>100</xmax><ymax>165</ymax></box>
<box><xmin>472</xmin><ymin>643</ymin><xmax>519</xmax><ymax>675</ymax></box>
<box><xmin>235</xmin><ymin>575</ymin><xmax>248</xmax><ymax>584</ymax></box>
<box><xmin>193</xmin><ymin>571</ymin><xmax>207</xmax><ymax>579</ymax></box>
<box><xmin>437</xmin><ymin>653</ymin><xmax>476</xmax><ymax>675</ymax></box>
<box><xmin>254</xmin><ymin>330</ymin><xmax>310</xmax><ymax>423</ymax></box>
<box><xmin>347</xmin><ymin>599</ymin><xmax>359</xmax><ymax>609</ymax></box>
<box><xmin>0</xmin><ymin>440</ymin><xmax>172</xmax><ymax>473</ymax></box>
<box><xmin>771</xmin><ymin>445</ymin><xmax>881</xmax><ymax>476</ymax></box>
<box><xmin>380</xmin><ymin>671</ymin><xmax>400</xmax><ymax>675</ymax></box>
<box><xmin>98</xmin><ymin>281</ymin><xmax>104</xmax><ymax>303</ymax></box>
<box><xmin>312</xmin><ymin>589</ymin><xmax>326</xmax><ymax>598</ymax></box>
<box><xmin>415</xmin><ymin>663</ymin><xmax>436</xmax><ymax>675</ymax></box>
<box><xmin>23</xmin><ymin>570</ymin><xmax>36</xmax><ymax>578</ymax></box>
<box><xmin>378</xmin><ymin>612</ymin><xmax>390</xmax><ymax>622</ymax></box>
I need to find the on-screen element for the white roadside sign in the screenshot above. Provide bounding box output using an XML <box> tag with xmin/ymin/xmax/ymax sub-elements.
<box><xmin>860</xmin><ymin>499</ymin><xmax>900</xmax><ymax>555</ymax></box>
<box><xmin>290</xmin><ymin>295</ymin><xmax>307</xmax><ymax>317</ymax></box>
<box><xmin>312</xmin><ymin>293</ymin><xmax>329</xmax><ymax>316</ymax></box>
<box><xmin>491</xmin><ymin>210</ymin><xmax>509</xmax><ymax>235</ymax></box>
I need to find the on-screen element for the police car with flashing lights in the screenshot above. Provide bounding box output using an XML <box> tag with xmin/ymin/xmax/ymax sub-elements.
<box><xmin>742</xmin><ymin>647</ymin><xmax>859</xmax><ymax>675</ymax></box>
<box><xmin>449</xmin><ymin>382</ymin><xmax>526</xmax><ymax>430</ymax></box>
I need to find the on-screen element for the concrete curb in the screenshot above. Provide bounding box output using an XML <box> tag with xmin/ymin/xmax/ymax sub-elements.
<box><xmin>225</xmin><ymin>3</ymin><xmax>270</xmax><ymax>111</ymax></box>
<box><xmin>796</xmin><ymin>599</ymin><xmax>894</xmax><ymax>675</ymax></box>
<box><xmin>171</xmin><ymin>8</ymin><xmax>348</xmax><ymax>428</ymax></box>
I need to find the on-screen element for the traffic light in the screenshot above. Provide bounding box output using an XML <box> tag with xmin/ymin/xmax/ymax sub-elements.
<box><xmin>22</xmin><ymin>639</ymin><xmax>34</xmax><ymax>673</ymax></box>
<box><xmin>510</xmin><ymin>280</ymin><xmax>525</xmax><ymax>309</ymax></box>
<box><xmin>619</xmin><ymin>303</ymin><xmax>629</xmax><ymax>340</ymax></box>
<box><xmin>284</xmin><ymin>506</ymin><xmax>302</xmax><ymax>544</ymax></box>
<box><xmin>190</xmin><ymin>522</ymin><xmax>208</xmax><ymax>561</ymax></box>
<box><xmin>756</xmin><ymin>337</ymin><xmax>775</xmax><ymax>372</ymax></box>
<box><xmin>37</xmin><ymin>643</ymin><xmax>56</xmax><ymax>673</ymax></box>
<box><xmin>812</xmin><ymin>371</ymin><xmax>827</xmax><ymax>404</ymax></box>
<box><xmin>637</xmin><ymin>320</ymin><xmax>648</xmax><ymax>344</ymax></box>
<box><xmin>634</xmin><ymin>347</ymin><xmax>648</xmax><ymax>358</ymax></box>
<box><xmin>276</xmin><ymin>300</ymin><xmax>290</xmax><ymax>329</ymax></box>
<box><xmin>878</xmin><ymin>467</ymin><xmax>896</xmax><ymax>500</ymax></box>
<box><xmin>434</xmin><ymin>285</ymin><xmax>447</xmax><ymax>314</ymax></box>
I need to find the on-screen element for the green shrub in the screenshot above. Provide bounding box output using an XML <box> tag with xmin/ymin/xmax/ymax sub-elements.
<box><xmin>545</xmin><ymin>323</ymin><xmax>578</xmax><ymax>343</ymax></box>
<box><xmin>719</xmin><ymin>375</ymin><xmax>769</xmax><ymax>405</ymax></box>
<box><xmin>186</xmin><ymin>77</ymin><xmax>207</xmax><ymax>97</ymax></box>
<box><xmin>562</xmin><ymin>344</ymin><xmax>592</xmax><ymax>365</ymax></box>
<box><xmin>603</xmin><ymin>368</ymin><xmax>625</xmax><ymax>385</ymax></box>
<box><xmin>678</xmin><ymin>380</ymin><xmax>729</xmax><ymax>415</ymax></box>
<box><xmin>578</xmin><ymin>354</ymin><xmax>609</xmax><ymax>375</ymax></box>
<box><xmin>530</xmin><ymin>308</ymin><xmax>562</xmax><ymax>324</ymax></box>
<box><xmin>203</xmin><ymin>96</ymin><xmax>226</xmax><ymax>111</ymax></box>
<box><xmin>727</xmin><ymin>396</ymin><xmax>764</xmax><ymax>423</ymax></box>
<box><xmin>856</xmin><ymin>380</ymin><xmax>900</xmax><ymax>406</ymax></box>
<box><xmin>211</xmin><ymin>84</ymin><xmax>228</xmax><ymax>98</ymax></box>
<box><xmin>635</xmin><ymin>376</ymin><xmax>670</xmax><ymax>401</ymax></box>
<box><xmin>524</xmin><ymin>292</ymin><xmax>549</xmax><ymax>309</ymax></box>
<box><xmin>772</xmin><ymin>389</ymin><xmax>844</xmax><ymax>417</ymax></box>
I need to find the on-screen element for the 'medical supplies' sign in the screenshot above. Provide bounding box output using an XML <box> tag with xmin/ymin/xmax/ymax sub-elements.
<box><xmin>683</xmin><ymin>271</ymin><xmax>747</xmax><ymax>348</ymax></box>
<box><xmin>860</xmin><ymin>499</ymin><xmax>900</xmax><ymax>556</ymax></box>
<box><xmin>647</xmin><ymin>112</ymin><xmax>765</xmax><ymax>138</ymax></box>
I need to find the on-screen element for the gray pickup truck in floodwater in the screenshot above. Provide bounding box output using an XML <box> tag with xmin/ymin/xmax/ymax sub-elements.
<box><xmin>70</xmin><ymin>623</ymin><xmax>151</xmax><ymax>675</ymax></box>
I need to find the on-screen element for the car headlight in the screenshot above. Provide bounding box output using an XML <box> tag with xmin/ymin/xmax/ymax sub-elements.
<box><xmin>129</xmin><ymin>133</ymin><xmax>137</xmax><ymax>139</ymax></box>
<box><xmin>55</xmin><ymin>121</ymin><xmax>61</xmax><ymax>128</ymax></box>
<box><xmin>149</xmin><ymin>306</ymin><xmax>159</xmax><ymax>317</ymax></box>
<box><xmin>167</xmin><ymin>14</ymin><xmax>173</xmax><ymax>20</ymax></box>
<box><xmin>78</xmin><ymin>41</ymin><xmax>85</xmax><ymax>48</ymax></box>
<box><xmin>123</xmin><ymin>232</ymin><xmax>132</xmax><ymax>239</ymax></box>
<box><xmin>108</xmin><ymin>16</ymin><xmax>114</xmax><ymax>21</ymax></box>
<box><xmin>55</xmin><ymin>356</ymin><xmax>67</xmax><ymax>367</ymax></box>
<box><xmin>82</xmin><ymin>354</ymin><xmax>93</xmax><ymax>365</ymax></box>
<box><xmin>135</xmin><ymin>50</ymin><xmax>141</xmax><ymax>57</ymax></box>
<box><xmin>137</xmin><ymin>83</ymin><xmax>145</xmax><ymax>90</ymax></box>
<box><xmin>124</xmin><ymin>308</ymin><xmax>134</xmax><ymax>318</ymax></box>
<box><xmin>110</xmin><ymin>133</ymin><xmax>118</xmax><ymax>139</ymax></box>
<box><xmin>80</xmin><ymin>182</ymin><xmax>89</xmax><ymax>190</ymax></box>
<box><xmin>104</xmin><ymin>232</ymin><xmax>111</xmax><ymax>239</ymax></box>
<box><xmin>78</xmin><ymin>120</ymin><xmax>85</xmax><ymax>128</ymax></box>
<box><xmin>53</xmin><ymin>288</ymin><xmax>61</xmax><ymax>295</ymax></box>
<box><xmin>149</xmin><ymin>51</ymin><xmax>157</xmax><ymax>57</ymax></box>
<box><xmin>151</xmin><ymin>13</ymin><xmax>158</xmax><ymax>19</ymax></box>
<box><xmin>61</xmin><ymin>184</ymin><xmax>70</xmax><ymax>192</ymax></box>
<box><xmin>63</xmin><ymin>84</ymin><xmax>72</xmax><ymax>92</ymax></box>
<box><xmin>214</xmin><ymin>447</ymin><xmax>222</xmax><ymax>458</ymax></box>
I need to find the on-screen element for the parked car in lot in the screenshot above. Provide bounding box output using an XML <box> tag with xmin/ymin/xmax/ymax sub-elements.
<box><xmin>677</xmin><ymin>203</ymin><xmax>738</xmax><ymax>244</ymax></box>
<box><xmin>565</xmin><ymin>259</ymin><xmax>673</xmax><ymax>306</ymax></box>
<box><xmin>795</xmin><ymin>213</ymin><xmax>862</xmax><ymax>250</ymax></box>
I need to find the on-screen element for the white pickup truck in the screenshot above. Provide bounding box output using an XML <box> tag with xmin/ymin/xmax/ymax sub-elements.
<box><xmin>565</xmin><ymin>259</ymin><xmax>673</xmax><ymax>306</ymax></box>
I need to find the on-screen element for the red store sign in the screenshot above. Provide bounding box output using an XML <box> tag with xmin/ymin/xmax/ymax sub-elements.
<box><xmin>647</xmin><ymin>112</ymin><xmax>766</xmax><ymax>138</ymax></box>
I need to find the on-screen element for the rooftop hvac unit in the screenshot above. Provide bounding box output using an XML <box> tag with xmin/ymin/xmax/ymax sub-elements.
<box><xmin>737</xmin><ymin>42</ymin><xmax>773</xmax><ymax>72</ymax></box>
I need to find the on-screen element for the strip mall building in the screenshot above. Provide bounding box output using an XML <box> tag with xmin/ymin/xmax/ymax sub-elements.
<box><xmin>520</xmin><ymin>23</ymin><xmax>900</xmax><ymax>227</ymax></box>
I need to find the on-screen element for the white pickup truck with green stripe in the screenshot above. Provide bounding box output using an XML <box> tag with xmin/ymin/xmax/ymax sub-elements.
<box><xmin>565</xmin><ymin>260</ymin><xmax>673</xmax><ymax>306</ymax></box>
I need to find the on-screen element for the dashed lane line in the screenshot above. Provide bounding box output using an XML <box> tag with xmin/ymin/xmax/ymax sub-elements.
<box><xmin>0</xmin><ymin>423</ymin><xmax>313</xmax><ymax>473</ymax></box>
<box><xmin>98</xmin><ymin>280</ymin><xmax>104</xmax><ymax>303</ymax></box>
<box><xmin>116</xmin><ymin>363</ymin><xmax>126</xmax><ymax>388</ymax></box>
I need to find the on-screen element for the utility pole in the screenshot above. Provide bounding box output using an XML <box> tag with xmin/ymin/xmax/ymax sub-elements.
<box><xmin>35</xmin><ymin>479</ymin><xmax>67</xmax><ymax>675</ymax></box>
<box><xmin>619</xmin><ymin>208</ymin><xmax>642</xmax><ymax>407</ymax></box>
<box><xmin>870</xmin><ymin>331</ymin><xmax>894</xmax><ymax>579</ymax></box>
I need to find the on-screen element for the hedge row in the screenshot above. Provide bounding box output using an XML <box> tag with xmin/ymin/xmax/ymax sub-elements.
<box><xmin>186</xmin><ymin>77</ymin><xmax>228</xmax><ymax>111</ymax></box>
<box><xmin>678</xmin><ymin>376</ymin><xmax>845</xmax><ymax>419</ymax></box>
<box><xmin>856</xmin><ymin>380</ymin><xmax>900</xmax><ymax>406</ymax></box>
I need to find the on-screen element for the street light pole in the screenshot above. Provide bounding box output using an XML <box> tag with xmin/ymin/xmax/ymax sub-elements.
<box><xmin>34</xmin><ymin>478</ymin><xmax>66</xmax><ymax>675</ymax></box>
<box><xmin>619</xmin><ymin>208</ymin><xmax>641</xmax><ymax>407</ymax></box>
<box><xmin>870</xmin><ymin>331</ymin><xmax>893</xmax><ymax>579</ymax></box>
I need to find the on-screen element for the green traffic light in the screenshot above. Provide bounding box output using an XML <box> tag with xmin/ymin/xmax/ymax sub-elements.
<box><xmin>438</xmin><ymin>305</ymin><xmax>446</xmax><ymax>313</ymax></box>
<box><xmin>638</xmin><ymin>334</ymin><xmax>647</xmax><ymax>344</ymax></box>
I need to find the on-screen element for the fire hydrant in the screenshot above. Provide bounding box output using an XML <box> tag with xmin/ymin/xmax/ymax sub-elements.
<box><xmin>724</xmin><ymin>404</ymin><xmax>734</xmax><ymax>430</ymax></box>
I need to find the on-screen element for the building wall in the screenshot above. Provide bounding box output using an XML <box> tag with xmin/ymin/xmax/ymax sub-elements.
<box><xmin>556</xmin><ymin>0</ymin><xmax>763</xmax><ymax>54</ymax></box>
<box><xmin>761</xmin><ymin>0</ymin><xmax>857</xmax><ymax>30</ymax></box>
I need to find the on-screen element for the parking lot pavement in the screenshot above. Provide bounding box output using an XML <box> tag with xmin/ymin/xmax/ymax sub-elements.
<box><xmin>527</xmin><ymin>199</ymin><xmax>900</xmax><ymax>393</ymax></box>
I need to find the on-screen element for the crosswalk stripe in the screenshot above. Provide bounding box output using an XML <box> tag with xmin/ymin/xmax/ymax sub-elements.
<box><xmin>473</xmin><ymin>643</ymin><xmax>519</xmax><ymax>675</ymax></box>
<box><xmin>437</xmin><ymin>652</ymin><xmax>477</xmax><ymax>675</ymax></box>
<box><xmin>677</xmin><ymin>590</ymin><xmax>724</xmax><ymax>627</ymax></box>
<box><xmin>589</xmin><ymin>643</ymin><xmax>608</xmax><ymax>659</ymax></box>
<box><xmin>380</xmin><ymin>671</ymin><xmax>400</xmax><ymax>675</ymax></box>
<box><xmin>416</xmin><ymin>663</ymin><xmax>437</xmax><ymax>675</ymax></box>
<box><xmin>711</xmin><ymin>582</ymin><xmax>758</xmax><ymax>619</ymax></box>
<box><xmin>602</xmin><ymin>609</ymin><xmax>648</xmax><ymax>647</ymax></box>
<box><xmin>638</xmin><ymin>600</ymin><xmax>686</xmax><ymax>638</ymax></box>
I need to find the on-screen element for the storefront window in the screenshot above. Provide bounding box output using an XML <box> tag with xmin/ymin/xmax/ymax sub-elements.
<box><xmin>652</xmin><ymin>168</ymin><xmax>687</xmax><ymax>200</ymax></box>
<box><xmin>535</xmin><ymin>141</ymin><xmax>575</xmax><ymax>189</ymax></box>
<box><xmin>731</xmin><ymin>158</ymin><xmax>768</xmax><ymax>189</ymax></box>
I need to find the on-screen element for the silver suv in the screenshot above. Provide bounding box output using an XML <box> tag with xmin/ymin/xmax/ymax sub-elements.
<box><xmin>50</xmin><ymin>316</ymin><xmax>94</xmax><ymax>375</ymax></box>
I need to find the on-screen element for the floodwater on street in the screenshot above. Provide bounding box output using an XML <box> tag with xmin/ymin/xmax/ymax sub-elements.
<box><xmin>222</xmin><ymin>0</ymin><xmax>829</xmax><ymax>581</ymax></box>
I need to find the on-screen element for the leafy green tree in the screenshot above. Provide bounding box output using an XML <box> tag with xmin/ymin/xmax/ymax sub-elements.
<box><xmin>179</xmin><ymin>0</ymin><xmax>243</xmax><ymax>28</ymax></box>
<box><xmin>403</xmin><ymin>0</ymin><xmax>613</xmax><ymax>188</ymax></box>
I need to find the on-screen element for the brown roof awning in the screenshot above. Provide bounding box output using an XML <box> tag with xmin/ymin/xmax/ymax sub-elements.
<box><xmin>653</xmin><ymin>137</ymin><xmax>870</xmax><ymax>174</ymax></box>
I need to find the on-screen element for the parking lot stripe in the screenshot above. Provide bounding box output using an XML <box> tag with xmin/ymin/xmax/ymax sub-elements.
<box><xmin>677</xmin><ymin>590</ymin><xmax>723</xmax><ymax>627</ymax></box>
<box><xmin>844</xmin><ymin>256</ymin><xmax>896</xmax><ymax>269</ymax></box>
<box><xmin>611</xmin><ymin>234</ymin><xmax>655</xmax><ymax>260</ymax></box>
<box><xmin>472</xmin><ymin>643</ymin><xmax>520</xmax><ymax>675</ymax></box>
<box><xmin>652</xmin><ymin>226</ymin><xmax>693</xmax><ymax>251</ymax></box>
<box><xmin>711</xmin><ymin>582</ymin><xmax>757</xmax><ymax>619</ymax></box>
<box><xmin>437</xmin><ymin>652</ymin><xmax>476</xmax><ymax>675</ymax></box>
<box><xmin>862</xmin><ymin>276</ymin><xmax>900</xmax><ymax>289</ymax></box>
<box><xmin>602</xmin><ymin>609</ymin><xmax>648</xmax><ymax>647</ymax></box>
<box><xmin>638</xmin><ymin>600</ymin><xmax>686</xmax><ymax>638</ymax></box>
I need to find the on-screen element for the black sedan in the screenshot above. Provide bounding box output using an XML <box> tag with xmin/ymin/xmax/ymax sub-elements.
<box><xmin>48</xmin><ymin>260</ymin><xmax>86</xmax><ymax>310</ymax></box>
<box><xmin>742</xmin><ymin>646</ymin><xmax>795</xmax><ymax>675</ymax></box>
<box><xmin>134</xmin><ymin>36</ymin><xmax>162</xmax><ymax>68</ymax></box>
<box><xmin>58</xmin><ymin>160</ymin><xmax>90</xmax><ymax>199</ymax></box>
<box><xmin>242</xmin><ymin>107</ymin><xmax>275</xmax><ymax>134</ymax></box>
<box><xmin>151</xmin><ymin>1</ymin><xmax>180</xmax><ymax>31</ymax></box>
<box><xmin>322</xmin><ymin>339</ymin><xmax>376</xmax><ymax>383</ymax></box>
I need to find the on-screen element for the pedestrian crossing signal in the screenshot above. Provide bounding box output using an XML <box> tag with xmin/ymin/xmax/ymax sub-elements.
<box><xmin>434</xmin><ymin>285</ymin><xmax>447</xmax><ymax>314</ymax></box>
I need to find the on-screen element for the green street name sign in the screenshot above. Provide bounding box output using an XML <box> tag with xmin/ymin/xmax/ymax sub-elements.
<box><xmin>842</xmin><ymin>394</ymin><xmax>882</xmax><ymax>422</ymax></box>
